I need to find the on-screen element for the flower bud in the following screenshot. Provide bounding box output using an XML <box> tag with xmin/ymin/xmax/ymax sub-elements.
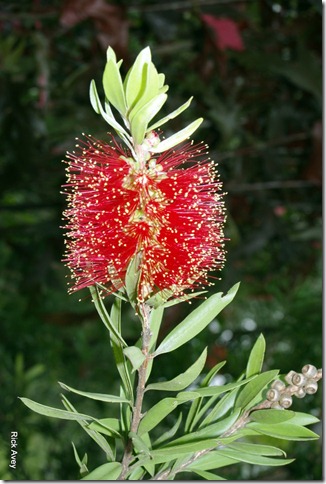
<box><xmin>316</xmin><ymin>368</ymin><xmax>322</xmax><ymax>380</ymax></box>
<box><xmin>292</xmin><ymin>372</ymin><xmax>306</xmax><ymax>387</ymax></box>
<box><xmin>285</xmin><ymin>370</ymin><xmax>296</xmax><ymax>384</ymax></box>
<box><xmin>294</xmin><ymin>387</ymin><xmax>306</xmax><ymax>398</ymax></box>
<box><xmin>302</xmin><ymin>364</ymin><xmax>317</xmax><ymax>379</ymax></box>
<box><xmin>271</xmin><ymin>402</ymin><xmax>283</xmax><ymax>409</ymax></box>
<box><xmin>304</xmin><ymin>380</ymin><xmax>318</xmax><ymax>395</ymax></box>
<box><xmin>266</xmin><ymin>388</ymin><xmax>280</xmax><ymax>402</ymax></box>
<box><xmin>279</xmin><ymin>393</ymin><xmax>293</xmax><ymax>409</ymax></box>
<box><xmin>271</xmin><ymin>379</ymin><xmax>286</xmax><ymax>391</ymax></box>
<box><xmin>287</xmin><ymin>384</ymin><xmax>300</xmax><ymax>394</ymax></box>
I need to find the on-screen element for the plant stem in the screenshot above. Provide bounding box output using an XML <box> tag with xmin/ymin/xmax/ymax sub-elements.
<box><xmin>118</xmin><ymin>303</ymin><xmax>152</xmax><ymax>480</ymax></box>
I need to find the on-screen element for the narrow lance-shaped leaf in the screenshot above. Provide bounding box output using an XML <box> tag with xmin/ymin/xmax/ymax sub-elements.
<box><xmin>123</xmin><ymin>346</ymin><xmax>146</xmax><ymax>372</ymax></box>
<box><xmin>150</xmin><ymin>118</ymin><xmax>204</xmax><ymax>153</ymax></box>
<box><xmin>71</xmin><ymin>442</ymin><xmax>89</xmax><ymax>476</ymax></box>
<box><xmin>110</xmin><ymin>296</ymin><xmax>134</xmax><ymax>400</ymax></box>
<box><xmin>130</xmin><ymin>92</ymin><xmax>168</xmax><ymax>145</ymax></box>
<box><xmin>153</xmin><ymin>412</ymin><xmax>183</xmax><ymax>447</ymax></box>
<box><xmin>19</xmin><ymin>397</ymin><xmax>93</xmax><ymax>421</ymax></box>
<box><xmin>184</xmin><ymin>360</ymin><xmax>227</xmax><ymax>433</ymax></box>
<box><xmin>162</xmin><ymin>291</ymin><xmax>208</xmax><ymax>309</ymax></box>
<box><xmin>194</xmin><ymin>376</ymin><xmax>255</xmax><ymax>397</ymax></box>
<box><xmin>215</xmin><ymin>448</ymin><xmax>294</xmax><ymax>467</ymax></box>
<box><xmin>190</xmin><ymin>469</ymin><xmax>226</xmax><ymax>480</ymax></box>
<box><xmin>155</xmin><ymin>283</ymin><xmax>239</xmax><ymax>356</ymax></box>
<box><xmin>246</xmin><ymin>333</ymin><xmax>266</xmax><ymax>377</ymax></box>
<box><xmin>147</xmin><ymin>96</ymin><xmax>194</xmax><ymax>132</ymax></box>
<box><xmin>168</xmin><ymin>409</ymin><xmax>241</xmax><ymax>446</ymax></box>
<box><xmin>125</xmin><ymin>253</ymin><xmax>142</xmax><ymax>305</ymax></box>
<box><xmin>82</xmin><ymin>462</ymin><xmax>122</xmax><ymax>481</ymax></box>
<box><xmin>249</xmin><ymin>409</ymin><xmax>295</xmax><ymax>425</ymax></box>
<box><xmin>146</xmin><ymin>305</ymin><xmax>164</xmax><ymax>382</ymax></box>
<box><xmin>125</xmin><ymin>46</ymin><xmax>153</xmax><ymax>109</ymax></box>
<box><xmin>88</xmin><ymin>418</ymin><xmax>122</xmax><ymax>439</ymax></box>
<box><xmin>247</xmin><ymin>422</ymin><xmax>320</xmax><ymax>441</ymax></box>
<box><xmin>146</xmin><ymin>347</ymin><xmax>207</xmax><ymax>392</ymax></box>
<box><xmin>58</xmin><ymin>382</ymin><xmax>130</xmax><ymax>404</ymax></box>
<box><xmin>89</xmin><ymin>285</ymin><xmax>127</xmax><ymax>347</ymax></box>
<box><xmin>89</xmin><ymin>81</ymin><xmax>132</xmax><ymax>147</ymax></box>
<box><xmin>235</xmin><ymin>369</ymin><xmax>279</xmax><ymax>409</ymax></box>
<box><xmin>61</xmin><ymin>394</ymin><xmax>115</xmax><ymax>461</ymax></box>
<box><xmin>138</xmin><ymin>392</ymin><xmax>200</xmax><ymax>435</ymax></box>
<box><xmin>227</xmin><ymin>442</ymin><xmax>287</xmax><ymax>457</ymax></box>
<box><xmin>102</xmin><ymin>47</ymin><xmax>127</xmax><ymax>115</ymax></box>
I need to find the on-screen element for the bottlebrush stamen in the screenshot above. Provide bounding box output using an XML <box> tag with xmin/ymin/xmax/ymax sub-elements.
<box><xmin>62</xmin><ymin>133</ymin><xmax>226</xmax><ymax>302</ymax></box>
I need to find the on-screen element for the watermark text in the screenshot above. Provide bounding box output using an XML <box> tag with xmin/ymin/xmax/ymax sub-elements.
<box><xmin>9</xmin><ymin>431</ymin><xmax>18</xmax><ymax>469</ymax></box>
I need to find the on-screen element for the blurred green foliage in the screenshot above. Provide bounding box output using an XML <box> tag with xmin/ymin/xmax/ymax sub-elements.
<box><xmin>0</xmin><ymin>0</ymin><xmax>321</xmax><ymax>480</ymax></box>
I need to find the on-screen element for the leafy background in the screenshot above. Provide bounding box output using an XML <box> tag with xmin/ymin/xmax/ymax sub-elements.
<box><xmin>0</xmin><ymin>0</ymin><xmax>322</xmax><ymax>480</ymax></box>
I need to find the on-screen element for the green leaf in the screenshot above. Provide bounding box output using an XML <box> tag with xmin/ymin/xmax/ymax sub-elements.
<box><xmin>162</xmin><ymin>291</ymin><xmax>208</xmax><ymax>308</ymax></box>
<box><xmin>88</xmin><ymin>418</ymin><xmax>122</xmax><ymax>438</ymax></box>
<box><xmin>110</xmin><ymin>297</ymin><xmax>134</xmax><ymax>400</ymax></box>
<box><xmin>250</xmin><ymin>409</ymin><xmax>295</xmax><ymax>425</ymax></box>
<box><xmin>187</xmin><ymin>451</ymin><xmax>236</xmax><ymax>471</ymax></box>
<box><xmin>138</xmin><ymin>392</ymin><xmax>200</xmax><ymax>436</ymax></box>
<box><xmin>130</xmin><ymin>93</ymin><xmax>168</xmax><ymax>145</ymax></box>
<box><xmin>71</xmin><ymin>442</ymin><xmax>89</xmax><ymax>476</ymax></box>
<box><xmin>146</xmin><ymin>288</ymin><xmax>174</xmax><ymax>308</ymax></box>
<box><xmin>146</xmin><ymin>289</ymin><xmax>207</xmax><ymax>309</ymax></box>
<box><xmin>287</xmin><ymin>411</ymin><xmax>320</xmax><ymax>427</ymax></box>
<box><xmin>246</xmin><ymin>333</ymin><xmax>265</xmax><ymax>377</ymax></box>
<box><xmin>82</xmin><ymin>462</ymin><xmax>122</xmax><ymax>480</ymax></box>
<box><xmin>89</xmin><ymin>80</ymin><xmax>130</xmax><ymax>139</ymax></box>
<box><xmin>227</xmin><ymin>442</ymin><xmax>286</xmax><ymax>457</ymax></box>
<box><xmin>202</xmin><ymin>361</ymin><xmax>227</xmax><ymax>387</ymax></box>
<box><xmin>185</xmin><ymin>361</ymin><xmax>227</xmax><ymax>432</ymax></box>
<box><xmin>156</xmin><ymin>439</ymin><xmax>218</xmax><ymax>456</ymax></box>
<box><xmin>58</xmin><ymin>382</ymin><xmax>130</xmax><ymax>404</ymax></box>
<box><xmin>125</xmin><ymin>253</ymin><xmax>142</xmax><ymax>304</ymax></box>
<box><xmin>153</xmin><ymin>412</ymin><xmax>183</xmax><ymax>447</ymax></box>
<box><xmin>216</xmin><ymin>448</ymin><xmax>294</xmax><ymax>467</ymax></box>
<box><xmin>247</xmin><ymin>422</ymin><xmax>320</xmax><ymax>440</ymax></box>
<box><xmin>61</xmin><ymin>395</ymin><xmax>115</xmax><ymax>461</ymax></box>
<box><xmin>235</xmin><ymin>369</ymin><xmax>279</xmax><ymax>409</ymax></box>
<box><xmin>148</xmin><ymin>305</ymin><xmax>164</xmax><ymax>352</ymax></box>
<box><xmin>194</xmin><ymin>375</ymin><xmax>255</xmax><ymax>398</ymax></box>
<box><xmin>155</xmin><ymin>283</ymin><xmax>239</xmax><ymax>356</ymax></box>
<box><xmin>89</xmin><ymin>285</ymin><xmax>127</xmax><ymax>347</ymax></box>
<box><xmin>169</xmin><ymin>409</ymin><xmax>241</xmax><ymax>446</ymax></box>
<box><xmin>125</xmin><ymin>47</ymin><xmax>154</xmax><ymax>110</ymax></box>
<box><xmin>147</xmin><ymin>97</ymin><xmax>193</xmax><ymax>132</ymax></box>
<box><xmin>198</xmin><ymin>386</ymin><xmax>239</xmax><ymax>429</ymax></box>
<box><xmin>190</xmin><ymin>469</ymin><xmax>226</xmax><ymax>480</ymax></box>
<box><xmin>150</xmin><ymin>118</ymin><xmax>204</xmax><ymax>153</ymax></box>
<box><xmin>102</xmin><ymin>47</ymin><xmax>127</xmax><ymax>115</ymax></box>
<box><xmin>128</xmin><ymin>467</ymin><xmax>146</xmax><ymax>480</ymax></box>
<box><xmin>20</xmin><ymin>397</ymin><xmax>93</xmax><ymax>421</ymax></box>
<box><xmin>123</xmin><ymin>346</ymin><xmax>146</xmax><ymax>371</ymax></box>
<box><xmin>146</xmin><ymin>348</ymin><xmax>207</xmax><ymax>392</ymax></box>
<box><xmin>129</xmin><ymin>432</ymin><xmax>152</xmax><ymax>457</ymax></box>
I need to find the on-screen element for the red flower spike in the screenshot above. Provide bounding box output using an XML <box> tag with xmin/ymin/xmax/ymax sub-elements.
<box><xmin>63</xmin><ymin>134</ymin><xmax>226</xmax><ymax>302</ymax></box>
<box><xmin>201</xmin><ymin>14</ymin><xmax>245</xmax><ymax>52</ymax></box>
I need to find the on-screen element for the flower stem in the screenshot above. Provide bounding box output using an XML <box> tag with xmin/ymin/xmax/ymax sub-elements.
<box><xmin>118</xmin><ymin>303</ymin><xmax>152</xmax><ymax>480</ymax></box>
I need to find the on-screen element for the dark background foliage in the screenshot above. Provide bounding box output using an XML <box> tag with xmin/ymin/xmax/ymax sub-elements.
<box><xmin>0</xmin><ymin>0</ymin><xmax>322</xmax><ymax>480</ymax></box>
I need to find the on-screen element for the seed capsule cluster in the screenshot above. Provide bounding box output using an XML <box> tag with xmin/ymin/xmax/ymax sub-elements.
<box><xmin>266</xmin><ymin>365</ymin><xmax>322</xmax><ymax>409</ymax></box>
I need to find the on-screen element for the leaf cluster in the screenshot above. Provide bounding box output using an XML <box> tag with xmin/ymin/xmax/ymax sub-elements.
<box><xmin>20</xmin><ymin>288</ymin><xmax>320</xmax><ymax>480</ymax></box>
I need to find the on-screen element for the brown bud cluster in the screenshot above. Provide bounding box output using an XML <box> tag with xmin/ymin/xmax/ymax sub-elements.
<box><xmin>266</xmin><ymin>365</ymin><xmax>322</xmax><ymax>409</ymax></box>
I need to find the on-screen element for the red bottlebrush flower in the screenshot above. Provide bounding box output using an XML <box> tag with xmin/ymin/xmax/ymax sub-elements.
<box><xmin>201</xmin><ymin>14</ymin><xmax>245</xmax><ymax>52</ymax></box>
<box><xmin>63</xmin><ymin>134</ymin><xmax>225</xmax><ymax>302</ymax></box>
